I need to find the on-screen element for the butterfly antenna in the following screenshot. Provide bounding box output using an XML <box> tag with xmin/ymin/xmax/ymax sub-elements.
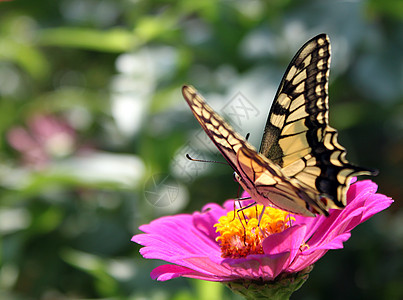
<box><xmin>186</xmin><ymin>154</ymin><xmax>229</xmax><ymax>166</ymax></box>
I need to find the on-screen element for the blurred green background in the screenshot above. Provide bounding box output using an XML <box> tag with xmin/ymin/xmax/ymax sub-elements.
<box><xmin>0</xmin><ymin>0</ymin><xmax>402</xmax><ymax>299</ymax></box>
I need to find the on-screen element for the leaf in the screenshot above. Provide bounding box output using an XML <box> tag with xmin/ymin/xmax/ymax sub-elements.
<box><xmin>38</xmin><ymin>27</ymin><xmax>138</xmax><ymax>52</ymax></box>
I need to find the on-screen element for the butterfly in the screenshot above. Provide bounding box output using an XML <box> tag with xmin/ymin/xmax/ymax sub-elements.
<box><xmin>182</xmin><ymin>33</ymin><xmax>377</xmax><ymax>217</ymax></box>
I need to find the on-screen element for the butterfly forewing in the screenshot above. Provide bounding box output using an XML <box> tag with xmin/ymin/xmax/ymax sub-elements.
<box><xmin>259</xmin><ymin>34</ymin><xmax>331</xmax><ymax>167</ymax></box>
<box><xmin>258</xmin><ymin>34</ymin><xmax>376</xmax><ymax>210</ymax></box>
<box><xmin>182</xmin><ymin>85</ymin><xmax>247</xmax><ymax>171</ymax></box>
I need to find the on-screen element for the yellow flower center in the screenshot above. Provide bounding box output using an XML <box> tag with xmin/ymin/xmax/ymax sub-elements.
<box><xmin>214</xmin><ymin>205</ymin><xmax>294</xmax><ymax>258</ymax></box>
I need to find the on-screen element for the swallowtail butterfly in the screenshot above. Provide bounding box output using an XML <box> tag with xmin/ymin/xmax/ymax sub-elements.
<box><xmin>182</xmin><ymin>34</ymin><xmax>377</xmax><ymax>216</ymax></box>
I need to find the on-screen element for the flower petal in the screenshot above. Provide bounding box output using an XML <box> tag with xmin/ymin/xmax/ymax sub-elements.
<box><xmin>305</xmin><ymin>180</ymin><xmax>391</xmax><ymax>250</ymax></box>
<box><xmin>193</xmin><ymin>203</ymin><xmax>226</xmax><ymax>240</ymax></box>
<box><xmin>221</xmin><ymin>252</ymin><xmax>291</xmax><ymax>280</ymax></box>
<box><xmin>132</xmin><ymin>214</ymin><xmax>220</xmax><ymax>268</ymax></box>
<box><xmin>286</xmin><ymin>180</ymin><xmax>393</xmax><ymax>272</ymax></box>
<box><xmin>151</xmin><ymin>265</ymin><xmax>195</xmax><ymax>281</ymax></box>
<box><xmin>261</xmin><ymin>225</ymin><xmax>307</xmax><ymax>276</ymax></box>
<box><xmin>262</xmin><ymin>225</ymin><xmax>306</xmax><ymax>256</ymax></box>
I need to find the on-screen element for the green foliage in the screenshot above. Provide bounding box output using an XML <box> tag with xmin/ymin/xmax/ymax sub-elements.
<box><xmin>0</xmin><ymin>0</ymin><xmax>402</xmax><ymax>299</ymax></box>
<box><xmin>38</xmin><ymin>27</ymin><xmax>138</xmax><ymax>52</ymax></box>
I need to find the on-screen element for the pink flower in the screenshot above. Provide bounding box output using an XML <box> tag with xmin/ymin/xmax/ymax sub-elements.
<box><xmin>132</xmin><ymin>180</ymin><xmax>392</xmax><ymax>282</ymax></box>
<box><xmin>7</xmin><ymin>114</ymin><xmax>76</xmax><ymax>168</ymax></box>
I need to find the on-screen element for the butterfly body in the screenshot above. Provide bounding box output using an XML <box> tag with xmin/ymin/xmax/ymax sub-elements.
<box><xmin>182</xmin><ymin>34</ymin><xmax>377</xmax><ymax>217</ymax></box>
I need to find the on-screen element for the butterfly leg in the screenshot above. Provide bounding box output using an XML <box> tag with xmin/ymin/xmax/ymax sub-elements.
<box><xmin>257</xmin><ymin>206</ymin><xmax>266</xmax><ymax>227</ymax></box>
<box><xmin>234</xmin><ymin>200</ymin><xmax>257</xmax><ymax>223</ymax></box>
<box><xmin>235</xmin><ymin>196</ymin><xmax>252</xmax><ymax>201</ymax></box>
<box><xmin>236</xmin><ymin>200</ymin><xmax>256</xmax><ymax>211</ymax></box>
<box><xmin>231</xmin><ymin>196</ymin><xmax>252</xmax><ymax>221</ymax></box>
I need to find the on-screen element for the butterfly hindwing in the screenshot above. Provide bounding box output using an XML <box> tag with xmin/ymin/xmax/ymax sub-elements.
<box><xmin>236</xmin><ymin>147</ymin><xmax>325</xmax><ymax>216</ymax></box>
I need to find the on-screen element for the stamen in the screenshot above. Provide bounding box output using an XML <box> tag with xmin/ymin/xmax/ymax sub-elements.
<box><xmin>214</xmin><ymin>205</ymin><xmax>294</xmax><ymax>258</ymax></box>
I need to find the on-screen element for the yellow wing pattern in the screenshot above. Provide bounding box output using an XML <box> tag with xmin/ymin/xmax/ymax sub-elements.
<box><xmin>258</xmin><ymin>34</ymin><xmax>376</xmax><ymax>211</ymax></box>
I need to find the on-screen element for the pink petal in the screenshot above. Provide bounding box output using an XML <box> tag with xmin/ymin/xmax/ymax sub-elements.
<box><xmin>151</xmin><ymin>265</ymin><xmax>195</xmax><ymax>281</ymax></box>
<box><xmin>193</xmin><ymin>203</ymin><xmax>226</xmax><ymax>240</ymax></box>
<box><xmin>261</xmin><ymin>225</ymin><xmax>307</xmax><ymax>276</ymax></box>
<box><xmin>296</xmin><ymin>180</ymin><xmax>392</xmax><ymax>252</ymax></box>
<box><xmin>151</xmin><ymin>264</ymin><xmax>234</xmax><ymax>282</ymax></box>
<box><xmin>263</xmin><ymin>225</ymin><xmax>306</xmax><ymax>256</ymax></box>
<box><xmin>221</xmin><ymin>252</ymin><xmax>291</xmax><ymax>280</ymax></box>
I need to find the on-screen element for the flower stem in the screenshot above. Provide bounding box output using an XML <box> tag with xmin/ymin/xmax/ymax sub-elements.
<box><xmin>223</xmin><ymin>265</ymin><xmax>313</xmax><ymax>300</ymax></box>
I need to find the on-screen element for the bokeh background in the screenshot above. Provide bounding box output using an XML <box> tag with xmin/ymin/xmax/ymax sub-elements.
<box><xmin>0</xmin><ymin>0</ymin><xmax>402</xmax><ymax>299</ymax></box>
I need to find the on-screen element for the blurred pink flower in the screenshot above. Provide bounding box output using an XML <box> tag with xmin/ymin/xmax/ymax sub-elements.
<box><xmin>7</xmin><ymin>114</ymin><xmax>76</xmax><ymax>168</ymax></box>
<box><xmin>133</xmin><ymin>179</ymin><xmax>392</xmax><ymax>282</ymax></box>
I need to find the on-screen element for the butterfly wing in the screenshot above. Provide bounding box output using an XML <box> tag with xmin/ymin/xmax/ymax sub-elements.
<box><xmin>182</xmin><ymin>85</ymin><xmax>322</xmax><ymax>216</ymax></box>
<box><xmin>258</xmin><ymin>33</ymin><xmax>377</xmax><ymax>210</ymax></box>
<box><xmin>182</xmin><ymin>85</ymin><xmax>246</xmax><ymax>171</ymax></box>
